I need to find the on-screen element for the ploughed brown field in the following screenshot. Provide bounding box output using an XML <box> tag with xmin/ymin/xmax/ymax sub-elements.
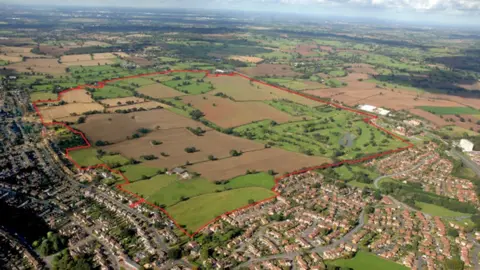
<box><xmin>99</xmin><ymin>97</ymin><xmax>148</xmax><ymax>107</ymax></box>
<box><xmin>61</xmin><ymin>54</ymin><xmax>92</xmax><ymax>62</ymax></box>
<box><xmin>63</xmin><ymin>59</ymin><xmax>114</xmax><ymax>66</ymax></box>
<box><xmin>8</xmin><ymin>59</ymin><xmax>67</xmax><ymax>74</ymax></box>
<box><xmin>101</xmin><ymin>128</ymin><xmax>265</xmax><ymax>169</ymax></box>
<box><xmin>207</xmin><ymin>76</ymin><xmax>319</xmax><ymax>106</ymax></box>
<box><xmin>137</xmin><ymin>83</ymin><xmax>184</xmax><ymax>99</ymax></box>
<box><xmin>126</xmin><ymin>56</ymin><xmax>153</xmax><ymax>66</ymax></box>
<box><xmin>60</xmin><ymin>90</ymin><xmax>95</xmax><ymax>103</ymax></box>
<box><xmin>284</xmin><ymin>43</ymin><xmax>319</xmax><ymax>56</ymax></box>
<box><xmin>105</xmin><ymin>101</ymin><xmax>168</xmax><ymax>112</ymax></box>
<box><xmin>304</xmin><ymin>71</ymin><xmax>479</xmax><ymax>128</ymax></box>
<box><xmin>228</xmin><ymin>55</ymin><xmax>264</xmax><ymax>63</ymax></box>
<box><xmin>75</xmin><ymin>110</ymin><xmax>207</xmax><ymax>143</ymax></box>
<box><xmin>180</xmin><ymin>94</ymin><xmax>302</xmax><ymax>128</ymax></box>
<box><xmin>188</xmin><ymin>148</ymin><xmax>331</xmax><ymax>181</ymax></box>
<box><xmin>237</xmin><ymin>63</ymin><xmax>300</xmax><ymax>77</ymax></box>
<box><xmin>39</xmin><ymin>103</ymin><xmax>104</xmax><ymax>121</ymax></box>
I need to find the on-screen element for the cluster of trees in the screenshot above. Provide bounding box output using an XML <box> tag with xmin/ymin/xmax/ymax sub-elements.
<box><xmin>230</xmin><ymin>149</ymin><xmax>242</xmax><ymax>156</ymax></box>
<box><xmin>33</xmin><ymin>232</ymin><xmax>67</xmax><ymax>256</ymax></box>
<box><xmin>187</xmin><ymin>126</ymin><xmax>206</xmax><ymax>136</ymax></box>
<box><xmin>52</xmin><ymin>250</ymin><xmax>96</xmax><ymax>270</ymax></box>
<box><xmin>380</xmin><ymin>181</ymin><xmax>478</xmax><ymax>214</ymax></box>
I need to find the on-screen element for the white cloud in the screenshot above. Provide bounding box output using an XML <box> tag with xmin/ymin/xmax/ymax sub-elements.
<box><xmin>268</xmin><ymin>0</ymin><xmax>480</xmax><ymax>12</ymax></box>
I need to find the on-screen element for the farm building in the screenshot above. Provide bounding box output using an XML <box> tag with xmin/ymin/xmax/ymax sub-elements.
<box><xmin>459</xmin><ymin>139</ymin><xmax>474</xmax><ymax>152</ymax></box>
<box><xmin>358</xmin><ymin>104</ymin><xmax>390</xmax><ymax>116</ymax></box>
<box><xmin>166</xmin><ymin>167</ymin><xmax>192</xmax><ymax>180</ymax></box>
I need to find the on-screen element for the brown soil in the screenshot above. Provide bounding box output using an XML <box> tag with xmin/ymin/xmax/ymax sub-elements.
<box><xmin>137</xmin><ymin>83</ymin><xmax>184</xmax><ymax>99</ymax></box>
<box><xmin>106</xmin><ymin>101</ymin><xmax>169</xmax><ymax>112</ymax></box>
<box><xmin>75</xmin><ymin>110</ymin><xmax>207</xmax><ymax>143</ymax></box>
<box><xmin>181</xmin><ymin>95</ymin><xmax>302</xmax><ymax>128</ymax></box>
<box><xmin>102</xmin><ymin>128</ymin><xmax>265</xmax><ymax>170</ymax></box>
<box><xmin>207</xmin><ymin>76</ymin><xmax>319</xmax><ymax>106</ymax></box>
<box><xmin>7</xmin><ymin>59</ymin><xmax>67</xmax><ymax>74</ymax></box>
<box><xmin>188</xmin><ymin>148</ymin><xmax>331</xmax><ymax>181</ymax></box>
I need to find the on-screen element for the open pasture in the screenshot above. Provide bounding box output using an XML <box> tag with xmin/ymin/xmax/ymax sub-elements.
<box><xmin>91</xmin><ymin>85</ymin><xmax>134</xmax><ymax>99</ymax></box>
<box><xmin>75</xmin><ymin>110</ymin><xmax>207</xmax><ymax>143</ymax></box>
<box><xmin>180</xmin><ymin>94</ymin><xmax>301</xmax><ymax>128</ymax></box>
<box><xmin>101</xmin><ymin>128</ymin><xmax>264</xmax><ymax>169</ymax></box>
<box><xmin>167</xmin><ymin>187</ymin><xmax>275</xmax><ymax>231</ymax></box>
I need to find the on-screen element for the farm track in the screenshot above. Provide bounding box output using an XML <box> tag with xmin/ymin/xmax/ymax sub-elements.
<box><xmin>32</xmin><ymin>69</ymin><xmax>414</xmax><ymax>238</ymax></box>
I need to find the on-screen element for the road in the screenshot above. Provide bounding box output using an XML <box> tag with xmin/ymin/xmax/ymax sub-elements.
<box><xmin>450</xmin><ymin>149</ymin><xmax>480</xmax><ymax>177</ymax></box>
<box><xmin>235</xmin><ymin>208</ymin><xmax>366</xmax><ymax>268</ymax></box>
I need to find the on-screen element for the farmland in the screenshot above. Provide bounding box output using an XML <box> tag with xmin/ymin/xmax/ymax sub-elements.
<box><xmin>180</xmin><ymin>94</ymin><xmax>302</xmax><ymax>128</ymax></box>
<box><xmin>417</xmin><ymin>106</ymin><xmax>479</xmax><ymax>115</ymax></box>
<box><xmin>124</xmin><ymin>173</ymin><xmax>275</xmax><ymax>231</ymax></box>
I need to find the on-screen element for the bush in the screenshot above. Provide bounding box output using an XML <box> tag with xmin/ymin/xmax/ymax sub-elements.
<box><xmin>184</xmin><ymin>147</ymin><xmax>198</xmax><ymax>153</ymax></box>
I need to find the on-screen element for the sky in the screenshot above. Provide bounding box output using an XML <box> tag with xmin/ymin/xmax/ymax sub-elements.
<box><xmin>3</xmin><ymin>0</ymin><xmax>480</xmax><ymax>26</ymax></box>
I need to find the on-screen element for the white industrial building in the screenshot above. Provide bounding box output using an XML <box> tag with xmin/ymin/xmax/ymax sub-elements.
<box><xmin>358</xmin><ymin>104</ymin><xmax>390</xmax><ymax>116</ymax></box>
<box><xmin>459</xmin><ymin>139</ymin><xmax>474</xmax><ymax>152</ymax></box>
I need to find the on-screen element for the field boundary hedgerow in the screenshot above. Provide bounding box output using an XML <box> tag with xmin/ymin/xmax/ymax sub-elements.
<box><xmin>32</xmin><ymin>69</ymin><xmax>414</xmax><ymax>238</ymax></box>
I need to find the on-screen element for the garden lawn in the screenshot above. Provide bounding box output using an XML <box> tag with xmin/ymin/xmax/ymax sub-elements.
<box><xmin>167</xmin><ymin>187</ymin><xmax>276</xmax><ymax>231</ymax></box>
<box><xmin>415</xmin><ymin>202</ymin><xmax>471</xmax><ymax>217</ymax></box>
<box><xmin>328</xmin><ymin>251</ymin><xmax>408</xmax><ymax>270</ymax></box>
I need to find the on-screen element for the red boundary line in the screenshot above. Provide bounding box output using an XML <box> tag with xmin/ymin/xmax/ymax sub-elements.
<box><xmin>32</xmin><ymin>69</ymin><xmax>414</xmax><ymax>238</ymax></box>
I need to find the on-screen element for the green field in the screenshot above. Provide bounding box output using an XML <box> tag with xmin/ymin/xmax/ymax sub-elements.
<box><xmin>119</xmin><ymin>164</ymin><xmax>162</xmax><ymax>182</ymax></box>
<box><xmin>69</xmin><ymin>148</ymin><xmax>102</xmax><ymax>166</ymax></box>
<box><xmin>30</xmin><ymin>91</ymin><xmax>58</xmax><ymax>101</ymax></box>
<box><xmin>265</xmin><ymin>99</ymin><xmax>325</xmax><ymax>117</ymax></box>
<box><xmin>69</xmin><ymin>148</ymin><xmax>130</xmax><ymax>168</ymax></box>
<box><xmin>124</xmin><ymin>173</ymin><xmax>275</xmax><ymax>230</ymax></box>
<box><xmin>415</xmin><ymin>202</ymin><xmax>471</xmax><ymax>217</ymax></box>
<box><xmin>328</xmin><ymin>69</ymin><xmax>347</xmax><ymax>77</ymax></box>
<box><xmin>438</xmin><ymin>126</ymin><xmax>478</xmax><ymax>137</ymax></box>
<box><xmin>263</xmin><ymin>78</ymin><xmax>310</xmax><ymax>90</ymax></box>
<box><xmin>167</xmin><ymin>187</ymin><xmax>276</xmax><ymax>231</ymax></box>
<box><xmin>110</xmin><ymin>77</ymin><xmax>156</xmax><ymax>88</ymax></box>
<box><xmin>91</xmin><ymin>85</ymin><xmax>134</xmax><ymax>99</ymax></box>
<box><xmin>125</xmin><ymin>173</ymin><xmax>274</xmax><ymax>207</ymax></box>
<box><xmin>418</xmin><ymin>106</ymin><xmax>479</xmax><ymax>115</ymax></box>
<box><xmin>328</xmin><ymin>251</ymin><xmax>408</xmax><ymax>270</ymax></box>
